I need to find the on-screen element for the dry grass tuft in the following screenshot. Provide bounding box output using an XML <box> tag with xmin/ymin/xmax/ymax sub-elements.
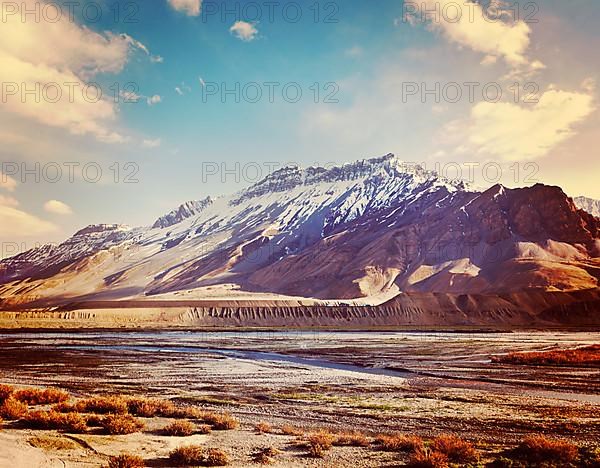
<box><xmin>280</xmin><ymin>424</ymin><xmax>303</xmax><ymax>436</ymax></box>
<box><xmin>204</xmin><ymin>448</ymin><xmax>230</xmax><ymax>466</ymax></box>
<box><xmin>493</xmin><ymin>344</ymin><xmax>600</xmax><ymax>366</ymax></box>
<box><xmin>0</xmin><ymin>384</ymin><xmax>14</xmax><ymax>401</ymax></box>
<box><xmin>197</xmin><ymin>424</ymin><xmax>212</xmax><ymax>434</ymax></box>
<box><xmin>252</xmin><ymin>447</ymin><xmax>280</xmax><ymax>464</ymax></box>
<box><xmin>334</xmin><ymin>430</ymin><xmax>370</xmax><ymax>447</ymax></box>
<box><xmin>106</xmin><ymin>454</ymin><xmax>145</xmax><ymax>468</ymax></box>
<box><xmin>126</xmin><ymin>397</ymin><xmax>174</xmax><ymax>417</ymax></box>
<box><xmin>86</xmin><ymin>414</ymin><xmax>104</xmax><ymax>427</ymax></box>
<box><xmin>162</xmin><ymin>404</ymin><xmax>201</xmax><ymax>419</ymax></box>
<box><xmin>375</xmin><ymin>433</ymin><xmax>424</xmax><ymax>452</ymax></box>
<box><xmin>511</xmin><ymin>435</ymin><xmax>578</xmax><ymax>465</ymax></box>
<box><xmin>25</xmin><ymin>410</ymin><xmax>87</xmax><ymax>433</ymax></box>
<box><xmin>306</xmin><ymin>430</ymin><xmax>335</xmax><ymax>458</ymax></box>
<box><xmin>407</xmin><ymin>447</ymin><xmax>449</xmax><ymax>468</ymax></box>
<box><xmin>201</xmin><ymin>412</ymin><xmax>239</xmax><ymax>430</ymax></box>
<box><xmin>76</xmin><ymin>396</ymin><xmax>128</xmax><ymax>415</ymax></box>
<box><xmin>170</xmin><ymin>445</ymin><xmax>229</xmax><ymax>466</ymax></box>
<box><xmin>101</xmin><ymin>414</ymin><xmax>145</xmax><ymax>435</ymax></box>
<box><xmin>431</xmin><ymin>434</ymin><xmax>478</xmax><ymax>463</ymax></box>
<box><xmin>163</xmin><ymin>420</ymin><xmax>195</xmax><ymax>436</ymax></box>
<box><xmin>0</xmin><ymin>397</ymin><xmax>28</xmax><ymax>420</ymax></box>
<box><xmin>13</xmin><ymin>388</ymin><xmax>69</xmax><ymax>405</ymax></box>
<box><xmin>255</xmin><ymin>422</ymin><xmax>273</xmax><ymax>434</ymax></box>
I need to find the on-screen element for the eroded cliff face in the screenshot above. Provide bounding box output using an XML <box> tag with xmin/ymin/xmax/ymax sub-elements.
<box><xmin>2</xmin><ymin>289</ymin><xmax>599</xmax><ymax>328</ymax></box>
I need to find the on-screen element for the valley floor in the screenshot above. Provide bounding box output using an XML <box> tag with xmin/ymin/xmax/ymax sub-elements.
<box><xmin>0</xmin><ymin>330</ymin><xmax>599</xmax><ymax>467</ymax></box>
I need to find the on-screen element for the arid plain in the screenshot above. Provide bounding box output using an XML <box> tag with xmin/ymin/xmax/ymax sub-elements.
<box><xmin>0</xmin><ymin>329</ymin><xmax>598</xmax><ymax>467</ymax></box>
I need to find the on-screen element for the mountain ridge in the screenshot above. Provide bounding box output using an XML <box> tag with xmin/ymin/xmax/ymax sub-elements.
<box><xmin>1</xmin><ymin>154</ymin><xmax>599</xmax><ymax>308</ymax></box>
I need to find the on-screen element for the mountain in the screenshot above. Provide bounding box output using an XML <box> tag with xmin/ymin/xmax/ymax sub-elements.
<box><xmin>1</xmin><ymin>153</ymin><xmax>599</xmax><ymax>308</ymax></box>
<box><xmin>152</xmin><ymin>197</ymin><xmax>213</xmax><ymax>229</ymax></box>
<box><xmin>574</xmin><ymin>196</ymin><xmax>600</xmax><ymax>217</ymax></box>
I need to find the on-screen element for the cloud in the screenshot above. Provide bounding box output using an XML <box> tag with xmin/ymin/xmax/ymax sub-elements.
<box><xmin>345</xmin><ymin>46</ymin><xmax>364</xmax><ymax>58</ymax></box>
<box><xmin>0</xmin><ymin>195</ymin><xmax>19</xmax><ymax>207</ymax></box>
<box><xmin>450</xmin><ymin>89</ymin><xmax>596</xmax><ymax>161</ymax></box>
<box><xmin>168</xmin><ymin>0</ymin><xmax>201</xmax><ymax>16</ymax></box>
<box><xmin>230</xmin><ymin>21</ymin><xmax>258</xmax><ymax>42</ymax></box>
<box><xmin>44</xmin><ymin>199</ymin><xmax>73</xmax><ymax>215</ymax></box>
<box><xmin>404</xmin><ymin>0</ymin><xmax>537</xmax><ymax>69</ymax></box>
<box><xmin>0</xmin><ymin>205</ymin><xmax>58</xmax><ymax>236</ymax></box>
<box><xmin>0</xmin><ymin>173</ymin><xmax>17</xmax><ymax>192</ymax></box>
<box><xmin>142</xmin><ymin>138</ymin><xmax>162</xmax><ymax>148</ymax></box>
<box><xmin>147</xmin><ymin>95</ymin><xmax>162</xmax><ymax>106</ymax></box>
<box><xmin>175</xmin><ymin>83</ymin><xmax>191</xmax><ymax>96</ymax></box>
<box><xmin>0</xmin><ymin>0</ymin><xmax>152</xmax><ymax>144</ymax></box>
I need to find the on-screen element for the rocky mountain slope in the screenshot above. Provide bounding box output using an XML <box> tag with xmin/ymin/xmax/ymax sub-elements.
<box><xmin>575</xmin><ymin>196</ymin><xmax>600</xmax><ymax>217</ymax></box>
<box><xmin>1</xmin><ymin>154</ymin><xmax>599</xmax><ymax>308</ymax></box>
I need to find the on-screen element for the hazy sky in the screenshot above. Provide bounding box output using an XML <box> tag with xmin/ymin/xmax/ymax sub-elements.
<box><xmin>0</xmin><ymin>0</ymin><xmax>599</xmax><ymax>254</ymax></box>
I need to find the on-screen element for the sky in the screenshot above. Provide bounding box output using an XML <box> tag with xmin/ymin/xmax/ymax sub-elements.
<box><xmin>0</xmin><ymin>0</ymin><xmax>599</xmax><ymax>255</ymax></box>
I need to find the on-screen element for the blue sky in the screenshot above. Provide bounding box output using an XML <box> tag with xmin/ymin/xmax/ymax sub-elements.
<box><xmin>0</xmin><ymin>0</ymin><xmax>599</xmax><ymax>253</ymax></box>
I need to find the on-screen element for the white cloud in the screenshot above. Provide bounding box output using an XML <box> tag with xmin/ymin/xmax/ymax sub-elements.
<box><xmin>0</xmin><ymin>0</ymin><xmax>153</xmax><ymax>144</ymax></box>
<box><xmin>230</xmin><ymin>21</ymin><xmax>258</xmax><ymax>42</ymax></box>
<box><xmin>142</xmin><ymin>138</ymin><xmax>162</xmax><ymax>148</ymax></box>
<box><xmin>168</xmin><ymin>0</ymin><xmax>201</xmax><ymax>16</ymax></box>
<box><xmin>147</xmin><ymin>95</ymin><xmax>162</xmax><ymax>106</ymax></box>
<box><xmin>0</xmin><ymin>173</ymin><xmax>17</xmax><ymax>192</ymax></box>
<box><xmin>345</xmin><ymin>46</ymin><xmax>364</xmax><ymax>58</ymax></box>
<box><xmin>405</xmin><ymin>0</ymin><xmax>538</xmax><ymax>69</ymax></box>
<box><xmin>0</xmin><ymin>205</ymin><xmax>58</xmax><ymax>236</ymax></box>
<box><xmin>44</xmin><ymin>199</ymin><xmax>73</xmax><ymax>215</ymax></box>
<box><xmin>0</xmin><ymin>195</ymin><xmax>19</xmax><ymax>207</ymax></box>
<box><xmin>451</xmin><ymin>89</ymin><xmax>596</xmax><ymax>161</ymax></box>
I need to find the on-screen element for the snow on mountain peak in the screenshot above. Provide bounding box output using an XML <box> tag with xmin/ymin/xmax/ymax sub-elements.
<box><xmin>153</xmin><ymin>197</ymin><xmax>214</xmax><ymax>229</ymax></box>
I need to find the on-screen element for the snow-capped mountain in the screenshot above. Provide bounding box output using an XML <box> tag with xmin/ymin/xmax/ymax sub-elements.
<box><xmin>1</xmin><ymin>153</ymin><xmax>599</xmax><ymax>306</ymax></box>
<box><xmin>575</xmin><ymin>196</ymin><xmax>600</xmax><ymax>217</ymax></box>
<box><xmin>152</xmin><ymin>197</ymin><xmax>214</xmax><ymax>229</ymax></box>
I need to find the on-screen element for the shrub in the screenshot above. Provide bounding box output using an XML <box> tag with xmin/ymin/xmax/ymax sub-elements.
<box><xmin>493</xmin><ymin>345</ymin><xmax>600</xmax><ymax>366</ymax></box>
<box><xmin>0</xmin><ymin>397</ymin><xmax>28</xmax><ymax>420</ymax></box>
<box><xmin>53</xmin><ymin>402</ymin><xmax>77</xmax><ymax>413</ymax></box>
<box><xmin>101</xmin><ymin>415</ymin><xmax>145</xmax><ymax>435</ymax></box>
<box><xmin>60</xmin><ymin>412</ymin><xmax>88</xmax><ymax>433</ymax></box>
<box><xmin>407</xmin><ymin>447</ymin><xmax>449</xmax><ymax>468</ymax></box>
<box><xmin>512</xmin><ymin>436</ymin><xmax>578</xmax><ymax>465</ymax></box>
<box><xmin>24</xmin><ymin>410</ymin><xmax>87</xmax><ymax>433</ymax></box>
<box><xmin>13</xmin><ymin>387</ymin><xmax>69</xmax><ymax>405</ymax></box>
<box><xmin>127</xmin><ymin>398</ymin><xmax>173</xmax><ymax>417</ymax></box>
<box><xmin>201</xmin><ymin>412</ymin><xmax>239</xmax><ymax>430</ymax></box>
<box><xmin>170</xmin><ymin>446</ymin><xmax>229</xmax><ymax>466</ymax></box>
<box><xmin>163</xmin><ymin>405</ymin><xmax>201</xmax><ymax>419</ymax></box>
<box><xmin>334</xmin><ymin>431</ymin><xmax>370</xmax><ymax>447</ymax></box>
<box><xmin>106</xmin><ymin>454</ymin><xmax>145</xmax><ymax>468</ymax></box>
<box><xmin>0</xmin><ymin>384</ymin><xmax>14</xmax><ymax>401</ymax></box>
<box><xmin>86</xmin><ymin>414</ymin><xmax>104</xmax><ymax>427</ymax></box>
<box><xmin>252</xmin><ymin>447</ymin><xmax>280</xmax><ymax>464</ymax></box>
<box><xmin>197</xmin><ymin>424</ymin><xmax>212</xmax><ymax>434</ymax></box>
<box><xmin>375</xmin><ymin>433</ymin><xmax>423</xmax><ymax>452</ymax></box>
<box><xmin>204</xmin><ymin>448</ymin><xmax>230</xmax><ymax>466</ymax></box>
<box><xmin>306</xmin><ymin>430</ymin><xmax>335</xmax><ymax>458</ymax></box>
<box><xmin>431</xmin><ymin>434</ymin><xmax>478</xmax><ymax>463</ymax></box>
<box><xmin>255</xmin><ymin>422</ymin><xmax>272</xmax><ymax>434</ymax></box>
<box><xmin>164</xmin><ymin>420</ymin><xmax>195</xmax><ymax>436</ymax></box>
<box><xmin>76</xmin><ymin>396</ymin><xmax>128</xmax><ymax>415</ymax></box>
<box><xmin>280</xmin><ymin>424</ymin><xmax>303</xmax><ymax>436</ymax></box>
